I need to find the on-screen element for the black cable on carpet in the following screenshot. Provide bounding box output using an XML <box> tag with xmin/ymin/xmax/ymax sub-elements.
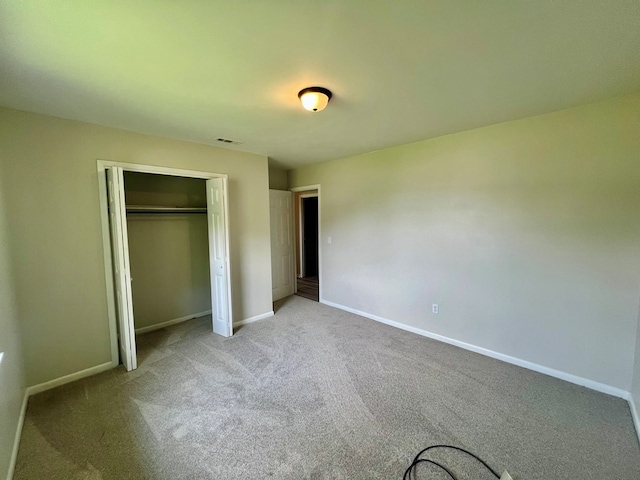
<box><xmin>404</xmin><ymin>444</ymin><xmax>509</xmax><ymax>479</ymax></box>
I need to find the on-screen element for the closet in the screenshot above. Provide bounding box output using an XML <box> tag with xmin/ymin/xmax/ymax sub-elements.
<box><xmin>102</xmin><ymin>162</ymin><xmax>232</xmax><ymax>371</ymax></box>
<box><xmin>123</xmin><ymin>172</ymin><xmax>211</xmax><ymax>335</ymax></box>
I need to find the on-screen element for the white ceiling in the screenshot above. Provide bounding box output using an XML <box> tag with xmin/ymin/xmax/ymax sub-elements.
<box><xmin>0</xmin><ymin>1</ymin><xmax>638</xmax><ymax>169</ymax></box>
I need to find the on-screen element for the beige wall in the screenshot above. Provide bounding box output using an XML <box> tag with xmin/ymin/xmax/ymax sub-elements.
<box><xmin>289</xmin><ymin>94</ymin><xmax>640</xmax><ymax>391</ymax></box>
<box><xmin>0</xmin><ymin>161</ymin><xmax>26</xmax><ymax>479</ymax></box>
<box><xmin>632</xmin><ymin>305</ymin><xmax>640</xmax><ymax>433</ymax></box>
<box><xmin>124</xmin><ymin>171</ymin><xmax>208</xmax><ymax>208</ymax></box>
<box><xmin>269</xmin><ymin>165</ymin><xmax>288</xmax><ymax>190</ymax></box>
<box><xmin>0</xmin><ymin>107</ymin><xmax>273</xmax><ymax>386</ymax></box>
<box><xmin>127</xmin><ymin>215</ymin><xmax>211</xmax><ymax>330</ymax></box>
<box><xmin>124</xmin><ymin>172</ymin><xmax>211</xmax><ymax>331</ymax></box>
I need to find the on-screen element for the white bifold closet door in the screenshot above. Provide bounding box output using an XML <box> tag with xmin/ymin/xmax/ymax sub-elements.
<box><xmin>106</xmin><ymin>169</ymin><xmax>233</xmax><ymax>371</ymax></box>
<box><xmin>106</xmin><ymin>166</ymin><xmax>137</xmax><ymax>371</ymax></box>
<box><xmin>206</xmin><ymin>177</ymin><xmax>233</xmax><ymax>337</ymax></box>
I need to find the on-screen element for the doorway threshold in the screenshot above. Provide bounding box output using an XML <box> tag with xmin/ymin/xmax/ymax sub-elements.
<box><xmin>296</xmin><ymin>276</ymin><xmax>319</xmax><ymax>302</ymax></box>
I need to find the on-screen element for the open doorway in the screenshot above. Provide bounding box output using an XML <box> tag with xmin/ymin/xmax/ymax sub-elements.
<box><xmin>97</xmin><ymin>161</ymin><xmax>233</xmax><ymax>372</ymax></box>
<box><xmin>301</xmin><ymin>197</ymin><xmax>318</xmax><ymax>278</ymax></box>
<box><xmin>293</xmin><ymin>188</ymin><xmax>320</xmax><ymax>302</ymax></box>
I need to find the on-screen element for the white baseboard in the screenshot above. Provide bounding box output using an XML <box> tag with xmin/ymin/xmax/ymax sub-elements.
<box><xmin>8</xmin><ymin>360</ymin><xmax>115</xmax><ymax>479</ymax></box>
<box><xmin>234</xmin><ymin>311</ymin><xmax>274</xmax><ymax>327</ymax></box>
<box><xmin>26</xmin><ymin>361</ymin><xmax>114</xmax><ymax>397</ymax></box>
<box><xmin>134</xmin><ymin>310</ymin><xmax>212</xmax><ymax>334</ymax></box>
<box><xmin>6</xmin><ymin>389</ymin><xmax>28</xmax><ymax>480</ymax></box>
<box><xmin>320</xmin><ymin>299</ymin><xmax>630</xmax><ymax>399</ymax></box>
<box><xmin>629</xmin><ymin>393</ymin><xmax>640</xmax><ymax>445</ymax></box>
<box><xmin>5</xmin><ymin>310</ymin><xmax>268</xmax><ymax>479</ymax></box>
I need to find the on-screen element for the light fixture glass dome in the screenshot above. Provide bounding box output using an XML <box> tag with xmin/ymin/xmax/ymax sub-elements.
<box><xmin>298</xmin><ymin>87</ymin><xmax>332</xmax><ymax>112</ymax></box>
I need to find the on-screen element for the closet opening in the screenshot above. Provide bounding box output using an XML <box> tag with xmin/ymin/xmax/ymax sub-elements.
<box><xmin>98</xmin><ymin>161</ymin><xmax>232</xmax><ymax>372</ymax></box>
<box><xmin>124</xmin><ymin>172</ymin><xmax>211</xmax><ymax>360</ymax></box>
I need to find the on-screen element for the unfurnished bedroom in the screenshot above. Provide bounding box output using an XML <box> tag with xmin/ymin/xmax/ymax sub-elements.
<box><xmin>0</xmin><ymin>1</ymin><xmax>639</xmax><ymax>479</ymax></box>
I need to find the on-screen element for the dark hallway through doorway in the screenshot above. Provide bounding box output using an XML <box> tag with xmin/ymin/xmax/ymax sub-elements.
<box><xmin>296</xmin><ymin>195</ymin><xmax>319</xmax><ymax>301</ymax></box>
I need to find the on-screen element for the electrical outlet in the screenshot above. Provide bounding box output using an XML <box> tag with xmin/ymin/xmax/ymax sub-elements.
<box><xmin>432</xmin><ymin>304</ymin><xmax>439</xmax><ymax>314</ymax></box>
<box><xmin>500</xmin><ymin>471</ymin><xmax>513</xmax><ymax>480</ymax></box>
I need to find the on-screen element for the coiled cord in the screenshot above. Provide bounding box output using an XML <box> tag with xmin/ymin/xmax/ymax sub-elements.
<box><xmin>403</xmin><ymin>444</ymin><xmax>501</xmax><ymax>479</ymax></box>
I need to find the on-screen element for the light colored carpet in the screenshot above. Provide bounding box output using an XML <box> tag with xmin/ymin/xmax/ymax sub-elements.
<box><xmin>14</xmin><ymin>295</ymin><xmax>640</xmax><ymax>479</ymax></box>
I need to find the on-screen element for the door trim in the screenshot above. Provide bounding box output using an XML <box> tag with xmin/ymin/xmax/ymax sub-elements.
<box><xmin>289</xmin><ymin>185</ymin><xmax>322</xmax><ymax>302</ymax></box>
<box><xmin>97</xmin><ymin>160</ymin><xmax>230</xmax><ymax>368</ymax></box>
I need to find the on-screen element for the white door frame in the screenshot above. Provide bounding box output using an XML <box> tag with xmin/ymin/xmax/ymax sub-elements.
<box><xmin>97</xmin><ymin>160</ymin><xmax>232</xmax><ymax>368</ymax></box>
<box><xmin>290</xmin><ymin>185</ymin><xmax>322</xmax><ymax>301</ymax></box>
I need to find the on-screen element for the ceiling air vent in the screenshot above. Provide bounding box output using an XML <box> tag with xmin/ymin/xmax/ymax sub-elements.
<box><xmin>216</xmin><ymin>137</ymin><xmax>242</xmax><ymax>145</ymax></box>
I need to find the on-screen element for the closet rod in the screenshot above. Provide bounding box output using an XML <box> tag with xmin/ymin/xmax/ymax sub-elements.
<box><xmin>126</xmin><ymin>205</ymin><xmax>207</xmax><ymax>214</ymax></box>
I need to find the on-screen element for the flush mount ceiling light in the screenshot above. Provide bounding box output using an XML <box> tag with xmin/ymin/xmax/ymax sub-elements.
<box><xmin>298</xmin><ymin>86</ymin><xmax>332</xmax><ymax>112</ymax></box>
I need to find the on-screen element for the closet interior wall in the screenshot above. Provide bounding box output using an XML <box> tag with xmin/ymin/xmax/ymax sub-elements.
<box><xmin>123</xmin><ymin>172</ymin><xmax>211</xmax><ymax>332</ymax></box>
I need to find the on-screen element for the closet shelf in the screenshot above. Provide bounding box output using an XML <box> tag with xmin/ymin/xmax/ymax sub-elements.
<box><xmin>126</xmin><ymin>205</ymin><xmax>207</xmax><ymax>214</ymax></box>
